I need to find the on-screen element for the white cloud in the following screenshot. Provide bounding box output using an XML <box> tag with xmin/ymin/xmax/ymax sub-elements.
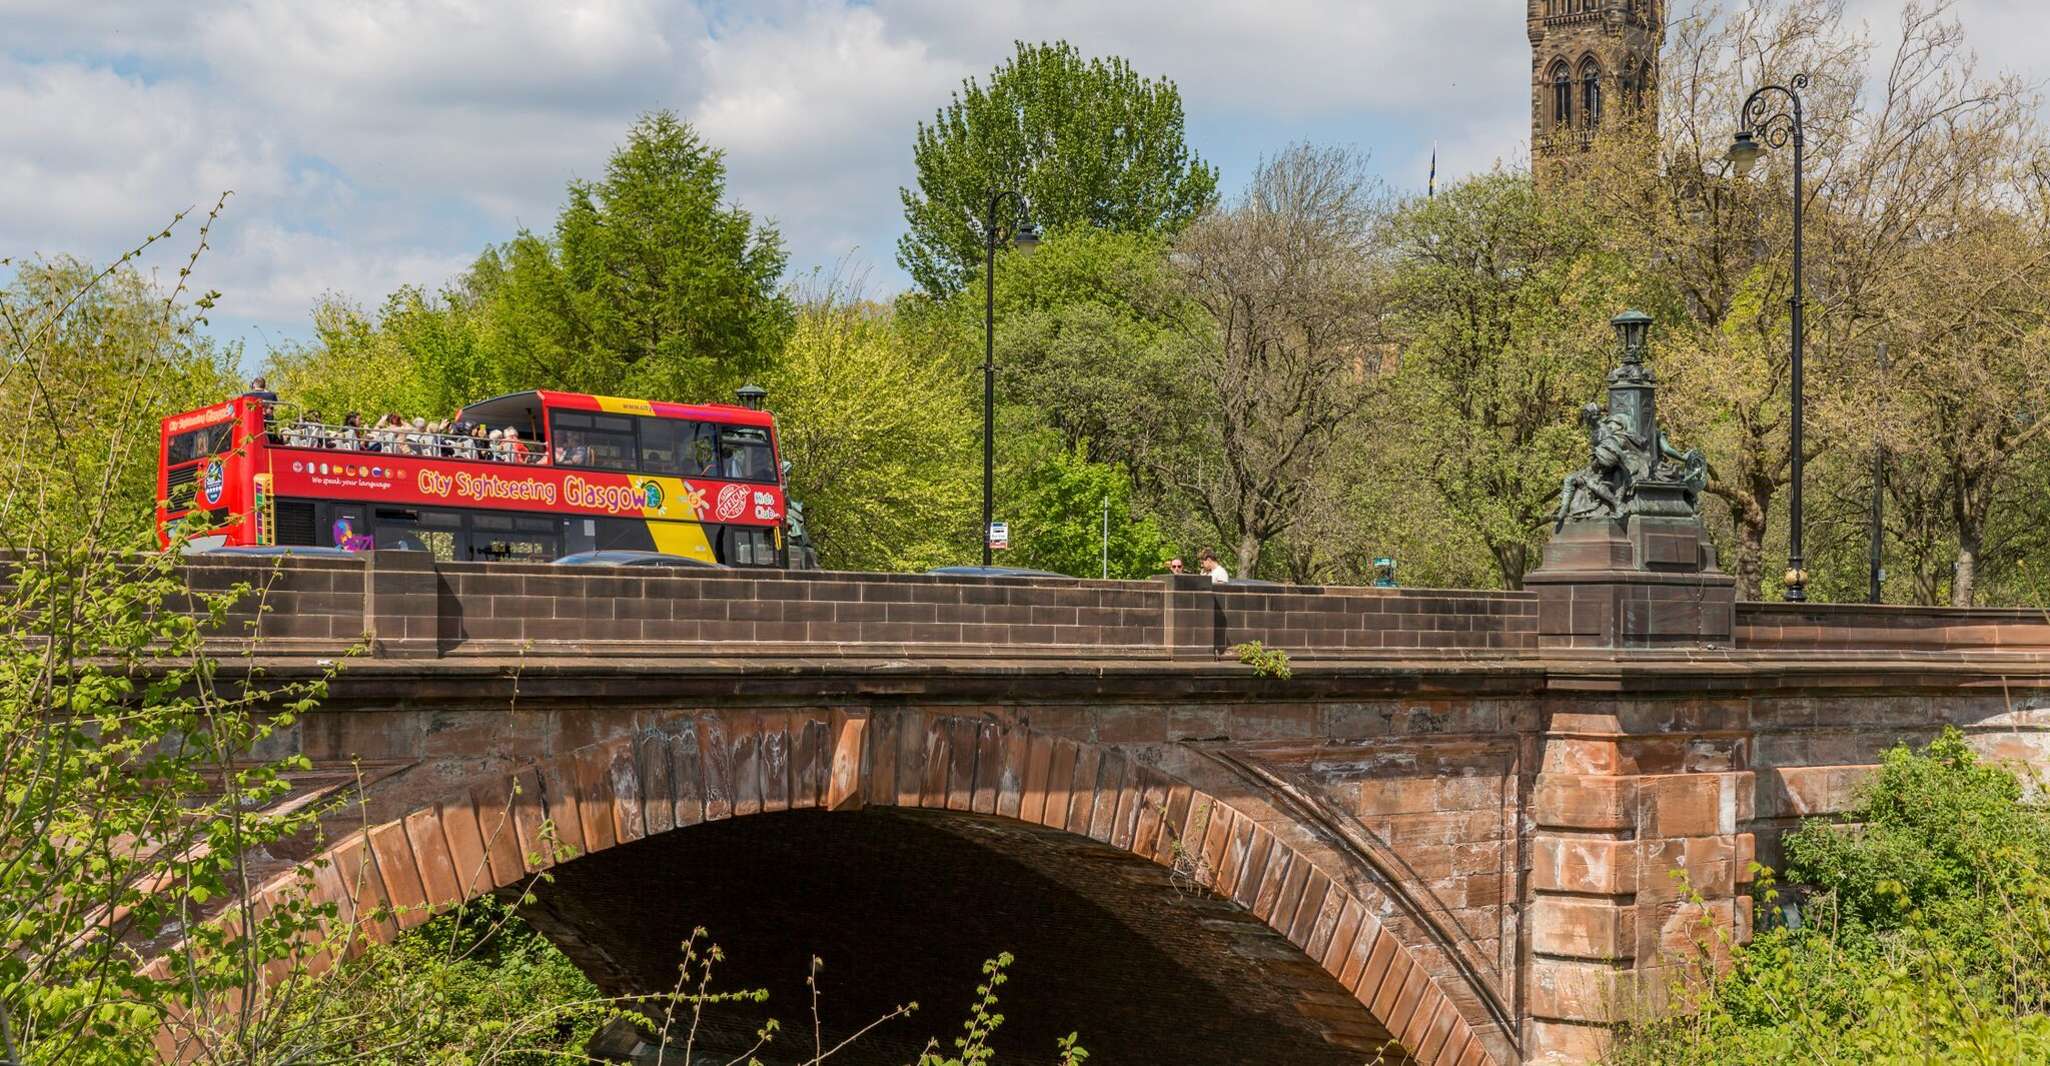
<box><xmin>2</xmin><ymin>0</ymin><xmax>2046</xmax><ymax>358</ymax></box>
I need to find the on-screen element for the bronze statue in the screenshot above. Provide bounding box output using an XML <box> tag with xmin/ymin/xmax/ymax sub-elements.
<box><xmin>1554</xmin><ymin>310</ymin><xmax>1709</xmax><ymax>530</ymax></box>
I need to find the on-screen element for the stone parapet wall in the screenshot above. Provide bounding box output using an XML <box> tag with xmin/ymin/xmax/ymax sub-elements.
<box><xmin>1737</xmin><ymin>601</ymin><xmax>2050</xmax><ymax>653</ymax></box>
<box><xmin>178</xmin><ymin>553</ymin><xmax>1540</xmax><ymax>661</ymax></box>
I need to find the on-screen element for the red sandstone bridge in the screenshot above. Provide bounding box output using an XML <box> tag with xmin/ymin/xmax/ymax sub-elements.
<box><xmin>165</xmin><ymin>550</ymin><xmax>2050</xmax><ymax>1064</ymax></box>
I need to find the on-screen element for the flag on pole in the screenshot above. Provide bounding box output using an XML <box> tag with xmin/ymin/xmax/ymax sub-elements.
<box><xmin>1428</xmin><ymin>142</ymin><xmax>1438</xmax><ymax>198</ymax></box>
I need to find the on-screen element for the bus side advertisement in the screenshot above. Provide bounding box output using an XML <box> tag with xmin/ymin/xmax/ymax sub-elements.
<box><xmin>269</xmin><ymin>454</ymin><xmax>785</xmax><ymax>525</ymax></box>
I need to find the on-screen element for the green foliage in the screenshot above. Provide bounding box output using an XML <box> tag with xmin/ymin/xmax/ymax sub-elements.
<box><xmin>0</xmin><ymin>210</ymin><xmax>351</xmax><ymax>1062</ymax></box>
<box><xmin>274</xmin><ymin>896</ymin><xmax>610</xmax><ymax>1063</ymax></box>
<box><xmin>267</xmin><ymin>291</ymin><xmax>453</xmax><ymax>423</ymax></box>
<box><xmin>767</xmin><ymin>292</ymin><xmax>977</xmax><ymax>572</ymax></box>
<box><xmin>1001</xmin><ymin>433</ymin><xmax>1172</xmax><ymax>578</ymax></box>
<box><xmin>983</xmin><ymin>227</ymin><xmax>1204</xmax><ymax>479</ymax></box>
<box><xmin>1611</xmin><ymin>729</ymin><xmax>2050</xmax><ymax>1064</ymax></box>
<box><xmin>898</xmin><ymin>41</ymin><xmax>1218</xmax><ymax>296</ymax></box>
<box><xmin>540</xmin><ymin>110</ymin><xmax>793</xmax><ymax>399</ymax></box>
<box><xmin>0</xmin><ymin>250</ymin><xmax>241</xmax><ymax>545</ymax></box>
<box><xmin>1380</xmin><ymin>170</ymin><xmax>1612</xmax><ymax>588</ymax></box>
<box><xmin>1230</xmin><ymin>641</ymin><xmax>1293</xmax><ymax>680</ymax></box>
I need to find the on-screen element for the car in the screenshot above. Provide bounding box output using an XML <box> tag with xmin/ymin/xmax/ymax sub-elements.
<box><xmin>551</xmin><ymin>550</ymin><xmax>726</xmax><ymax>569</ymax></box>
<box><xmin>189</xmin><ymin>544</ymin><xmax>361</xmax><ymax>558</ymax></box>
<box><xmin>924</xmin><ymin>565</ymin><xmax>1067</xmax><ymax>579</ymax></box>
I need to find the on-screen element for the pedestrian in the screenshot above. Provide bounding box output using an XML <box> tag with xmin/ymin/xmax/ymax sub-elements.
<box><xmin>1198</xmin><ymin>548</ymin><xmax>1231</xmax><ymax>584</ymax></box>
<box><xmin>1165</xmin><ymin>557</ymin><xmax>1186</xmax><ymax>575</ymax></box>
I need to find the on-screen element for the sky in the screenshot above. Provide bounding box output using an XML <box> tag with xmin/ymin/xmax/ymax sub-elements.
<box><xmin>3</xmin><ymin>0</ymin><xmax>2047</xmax><ymax>362</ymax></box>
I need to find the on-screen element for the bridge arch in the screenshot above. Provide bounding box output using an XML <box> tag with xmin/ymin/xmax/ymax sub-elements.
<box><xmin>238</xmin><ymin>711</ymin><xmax>1505</xmax><ymax>1065</ymax></box>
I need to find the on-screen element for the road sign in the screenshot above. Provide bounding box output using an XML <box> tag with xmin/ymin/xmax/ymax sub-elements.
<box><xmin>987</xmin><ymin>521</ymin><xmax>1009</xmax><ymax>550</ymax></box>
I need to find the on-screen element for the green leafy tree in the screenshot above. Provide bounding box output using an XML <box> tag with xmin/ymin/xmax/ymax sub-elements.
<box><xmin>899</xmin><ymin>41</ymin><xmax>1218</xmax><ymax>297</ymax></box>
<box><xmin>509</xmin><ymin>110</ymin><xmax>792</xmax><ymax>400</ymax></box>
<box><xmin>1003</xmin><ymin>433</ymin><xmax>1172</xmax><ymax>578</ymax></box>
<box><xmin>983</xmin><ymin>227</ymin><xmax>1203</xmax><ymax>481</ymax></box>
<box><xmin>1382</xmin><ymin>169</ymin><xmax>1612</xmax><ymax>589</ymax></box>
<box><xmin>267</xmin><ymin>292</ymin><xmax>456</xmax><ymax>425</ymax></box>
<box><xmin>767</xmin><ymin>290</ymin><xmax>977</xmax><ymax>572</ymax></box>
<box><xmin>0</xmin><ymin>252</ymin><xmax>240</xmax><ymax>544</ymax></box>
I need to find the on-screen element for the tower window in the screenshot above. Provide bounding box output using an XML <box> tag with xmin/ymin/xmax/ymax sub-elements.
<box><xmin>1551</xmin><ymin>62</ymin><xmax>1572</xmax><ymax>129</ymax></box>
<box><xmin>1581</xmin><ymin>60</ymin><xmax>1603</xmax><ymax>127</ymax></box>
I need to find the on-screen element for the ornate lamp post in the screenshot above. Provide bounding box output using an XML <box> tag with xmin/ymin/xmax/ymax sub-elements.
<box><xmin>1727</xmin><ymin>73</ymin><xmax>1810</xmax><ymax>601</ymax></box>
<box><xmin>980</xmin><ymin>190</ymin><xmax>1039</xmax><ymax>566</ymax></box>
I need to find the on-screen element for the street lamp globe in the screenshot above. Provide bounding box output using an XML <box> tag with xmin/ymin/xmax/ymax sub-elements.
<box><xmin>1011</xmin><ymin>219</ymin><xmax>1041</xmax><ymax>256</ymax></box>
<box><xmin>1726</xmin><ymin>130</ymin><xmax>1762</xmax><ymax>177</ymax></box>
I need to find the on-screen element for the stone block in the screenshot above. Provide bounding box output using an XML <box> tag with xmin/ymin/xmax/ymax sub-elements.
<box><xmin>1532</xmin><ymin>774</ymin><xmax>1637</xmax><ymax>830</ymax></box>
<box><xmin>1527</xmin><ymin>1020</ymin><xmax>1610</xmax><ymax>1064</ymax></box>
<box><xmin>1528</xmin><ymin>957</ymin><xmax>1633</xmax><ymax>1025</ymax></box>
<box><xmin>1530</xmin><ymin>896</ymin><xmax>1636</xmax><ymax>960</ymax></box>
<box><xmin>1759</xmin><ymin>765</ymin><xmax>1873</xmax><ymax>819</ymax></box>
<box><xmin>1638</xmin><ymin>772</ymin><xmax>1750</xmax><ymax>838</ymax></box>
<box><xmin>1637</xmin><ymin>835</ymin><xmax>1736</xmax><ymax>902</ymax></box>
<box><xmin>1533</xmin><ymin>836</ymin><xmax>1639</xmax><ymax>895</ymax></box>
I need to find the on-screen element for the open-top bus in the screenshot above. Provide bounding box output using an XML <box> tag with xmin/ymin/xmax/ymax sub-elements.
<box><xmin>157</xmin><ymin>389</ymin><xmax>790</xmax><ymax>567</ymax></box>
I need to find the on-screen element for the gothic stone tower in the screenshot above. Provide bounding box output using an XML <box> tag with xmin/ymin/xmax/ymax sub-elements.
<box><xmin>1529</xmin><ymin>0</ymin><xmax>1663</xmax><ymax>159</ymax></box>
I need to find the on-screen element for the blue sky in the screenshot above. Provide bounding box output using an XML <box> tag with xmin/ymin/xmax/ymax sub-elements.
<box><xmin>3</xmin><ymin>0</ymin><xmax>2045</xmax><ymax>364</ymax></box>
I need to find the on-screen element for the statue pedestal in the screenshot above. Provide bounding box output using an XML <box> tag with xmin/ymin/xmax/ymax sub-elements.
<box><xmin>1524</xmin><ymin>514</ymin><xmax>1734</xmax><ymax>651</ymax></box>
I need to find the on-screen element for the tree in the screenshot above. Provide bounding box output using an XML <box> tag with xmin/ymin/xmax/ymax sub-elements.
<box><xmin>981</xmin><ymin>227</ymin><xmax>1204</xmax><ymax>481</ymax></box>
<box><xmin>1561</xmin><ymin>0</ymin><xmax>2037</xmax><ymax>601</ymax></box>
<box><xmin>1382</xmin><ymin>170</ymin><xmax>1612</xmax><ymax>588</ymax></box>
<box><xmin>1002</xmin><ymin>433</ymin><xmax>1173</xmax><ymax>578</ymax></box>
<box><xmin>0</xmin><ymin>251</ymin><xmax>240</xmax><ymax>545</ymax></box>
<box><xmin>485</xmin><ymin>110</ymin><xmax>791</xmax><ymax>401</ymax></box>
<box><xmin>1867</xmin><ymin>206</ymin><xmax>2050</xmax><ymax>605</ymax></box>
<box><xmin>898</xmin><ymin>41</ymin><xmax>1218</xmax><ymax>297</ymax></box>
<box><xmin>1166</xmin><ymin>144</ymin><xmax>1386</xmax><ymax>579</ymax></box>
<box><xmin>766</xmin><ymin>287</ymin><xmax>978</xmax><ymax>573</ymax></box>
<box><xmin>267</xmin><ymin>291</ymin><xmax>462</xmax><ymax>425</ymax></box>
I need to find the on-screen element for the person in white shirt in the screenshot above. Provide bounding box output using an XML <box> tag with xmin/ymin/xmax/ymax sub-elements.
<box><xmin>1199</xmin><ymin>548</ymin><xmax>1231</xmax><ymax>584</ymax></box>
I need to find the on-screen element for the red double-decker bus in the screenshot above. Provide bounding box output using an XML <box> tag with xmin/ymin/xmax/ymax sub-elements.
<box><xmin>156</xmin><ymin>389</ymin><xmax>790</xmax><ymax>567</ymax></box>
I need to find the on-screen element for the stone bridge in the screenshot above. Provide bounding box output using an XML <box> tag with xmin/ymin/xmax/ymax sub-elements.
<box><xmin>165</xmin><ymin>552</ymin><xmax>2050</xmax><ymax>1064</ymax></box>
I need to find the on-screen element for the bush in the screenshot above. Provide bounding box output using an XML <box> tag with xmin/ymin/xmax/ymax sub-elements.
<box><xmin>1230</xmin><ymin>641</ymin><xmax>1292</xmax><ymax>680</ymax></box>
<box><xmin>1609</xmin><ymin>728</ymin><xmax>2050</xmax><ymax>1064</ymax></box>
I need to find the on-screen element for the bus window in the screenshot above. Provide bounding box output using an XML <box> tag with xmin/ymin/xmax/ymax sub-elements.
<box><xmin>549</xmin><ymin>411</ymin><xmax>638</xmax><ymax>471</ymax></box>
<box><xmin>727</xmin><ymin>526</ymin><xmax>778</xmax><ymax>566</ymax></box>
<box><xmin>373</xmin><ymin>507</ymin><xmax>462</xmax><ymax>561</ymax></box>
<box><xmin>639</xmin><ymin>417</ymin><xmax>723</xmax><ymax>477</ymax></box>
<box><xmin>638</xmin><ymin>417</ymin><xmax>683</xmax><ymax>473</ymax></box>
<box><xmin>167</xmin><ymin>422</ymin><xmax>235</xmax><ymax>465</ymax></box>
<box><xmin>719</xmin><ymin>426</ymin><xmax>775</xmax><ymax>482</ymax></box>
<box><xmin>470</xmin><ymin>512</ymin><xmax>558</xmax><ymax>561</ymax></box>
